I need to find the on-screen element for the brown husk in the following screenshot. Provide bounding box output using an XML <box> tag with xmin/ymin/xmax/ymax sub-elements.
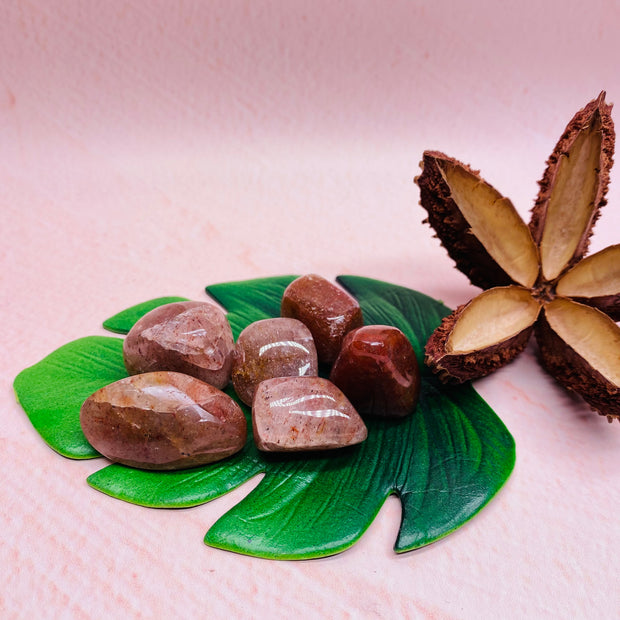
<box><xmin>425</xmin><ymin>300</ymin><xmax>536</xmax><ymax>383</ymax></box>
<box><xmin>418</xmin><ymin>94</ymin><xmax>620</xmax><ymax>422</ymax></box>
<box><xmin>529</xmin><ymin>92</ymin><xmax>615</xmax><ymax>277</ymax></box>
<box><xmin>535</xmin><ymin>311</ymin><xmax>620</xmax><ymax>420</ymax></box>
<box><xmin>416</xmin><ymin>151</ymin><xmax>517</xmax><ymax>290</ymax></box>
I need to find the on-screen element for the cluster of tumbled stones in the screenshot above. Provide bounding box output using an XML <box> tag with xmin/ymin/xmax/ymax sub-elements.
<box><xmin>80</xmin><ymin>275</ymin><xmax>421</xmax><ymax>470</ymax></box>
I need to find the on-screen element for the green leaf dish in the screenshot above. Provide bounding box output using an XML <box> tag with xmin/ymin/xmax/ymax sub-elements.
<box><xmin>14</xmin><ymin>336</ymin><xmax>126</xmax><ymax>458</ymax></box>
<box><xmin>14</xmin><ymin>276</ymin><xmax>515</xmax><ymax>560</ymax></box>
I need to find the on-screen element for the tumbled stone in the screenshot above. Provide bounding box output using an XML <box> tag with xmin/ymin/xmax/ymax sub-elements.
<box><xmin>80</xmin><ymin>371</ymin><xmax>247</xmax><ymax>470</ymax></box>
<box><xmin>232</xmin><ymin>318</ymin><xmax>318</xmax><ymax>406</ymax></box>
<box><xmin>252</xmin><ymin>376</ymin><xmax>367</xmax><ymax>452</ymax></box>
<box><xmin>330</xmin><ymin>325</ymin><xmax>420</xmax><ymax>418</ymax></box>
<box><xmin>281</xmin><ymin>274</ymin><xmax>363</xmax><ymax>364</ymax></box>
<box><xmin>123</xmin><ymin>301</ymin><xmax>234</xmax><ymax>389</ymax></box>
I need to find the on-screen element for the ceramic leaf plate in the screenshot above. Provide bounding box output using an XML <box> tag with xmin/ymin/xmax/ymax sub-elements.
<box><xmin>14</xmin><ymin>276</ymin><xmax>515</xmax><ymax>560</ymax></box>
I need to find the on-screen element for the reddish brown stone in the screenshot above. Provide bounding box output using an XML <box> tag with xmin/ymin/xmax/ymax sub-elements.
<box><xmin>280</xmin><ymin>275</ymin><xmax>363</xmax><ymax>364</ymax></box>
<box><xmin>80</xmin><ymin>371</ymin><xmax>247</xmax><ymax>470</ymax></box>
<box><xmin>232</xmin><ymin>318</ymin><xmax>318</xmax><ymax>406</ymax></box>
<box><xmin>330</xmin><ymin>325</ymin><xmax>420</xmax><ymax>418</ymax></box>
<box><xmin>123</xmin><ymin>301</ymin><xmax>234</xmax><ymax>389</ymax></box>
<box><xmin>252</xmin><ymin>376</ymin><xmax>367</xmax><ymax>452</ymax></box>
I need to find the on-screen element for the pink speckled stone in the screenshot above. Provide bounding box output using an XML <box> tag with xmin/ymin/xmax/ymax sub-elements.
<box><xmin>123</xmin><ymin>301</ymin><xmax>234</xmax><ymax>389</ymax></box>
<box><xmin>232</xmin><ymin>317</ymin><xmax>318</xmax><ymax>406</ymax></box>
<box><xmin>80</xmin><ymin>371</ymin><xmax>247</xmax><ymax>470</ymax></box>
<box><xmin>252</xmin><ymin>376</ymin><xmax>367</xmax><ymax>452</ymax></box>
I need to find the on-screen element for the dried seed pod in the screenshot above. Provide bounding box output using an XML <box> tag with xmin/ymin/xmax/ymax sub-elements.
<box><xmin>416</xmin><ymin>151</ymin><xmax>539</xmax><ymax>290</ymax></box>
<box><xmin>555</xmin><ymin>244</ymin><xmax>620</xmax><ymax>320</ymax></box>
<box><xmin>536</xmin><ymin>299</ymin><xmax>620</xmax><ymax>420</ymax></box>
<box><xmin>425</xmin><ymin>287</ymin><xmax>541</xmax><ymax>382</ymax></box>
<box><xmin>416</xmin><ymin>94</ymin><xmax>620</xmax><ymax>420</ymax></box>
<box><xmin>530</xmin><ymin>92</ymin><xmax>615</xmax><ymax>281</ymax></box>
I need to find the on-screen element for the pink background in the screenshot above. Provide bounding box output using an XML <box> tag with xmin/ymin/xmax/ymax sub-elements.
<box><xmin>2</xmin><ymin>1</ymin><xmax>620</xmax><ymax>617</ymax></box>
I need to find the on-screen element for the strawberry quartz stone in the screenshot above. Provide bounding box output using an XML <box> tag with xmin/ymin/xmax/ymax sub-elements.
<box><xmin>123</xmin><ymin>301</ymin><xmax>235</xmax><ymax>389</ymax></box>
<box><xmin>252</xmin><ymin>376</ymin><xmax>367</xmax><ymax>452</ymax></box>
<box><xmin>330</xmin><ymin>325</ymin><xmax>421</xmax><ymax>418</ymax></box>
<box><xmin>280</xmin><ymin>274</ymin><xmax>363</xmax><ymax>364</ymax></box>
<box><xmin>231</xmin><ymin>317</ymin><xmax>318</xmax><ymax>406</ymax></box>
<box><xmin>80</xmin><ymin>371</ymin><xmax>247</xmax><ymax>470</ymax></box>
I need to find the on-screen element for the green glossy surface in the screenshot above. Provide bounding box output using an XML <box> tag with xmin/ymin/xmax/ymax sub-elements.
<box><xmin>14</xmin><ymin>276</ymin><xmax>515</xmax><ymax>559</ymax></box>
<box><xmin>14</xmin><ymin>337</ymin><xmax>126</xmax><ymax>458</ymax></box>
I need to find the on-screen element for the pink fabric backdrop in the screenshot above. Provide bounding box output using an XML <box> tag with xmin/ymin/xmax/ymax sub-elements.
<box><xmin>2</xmin><ymin>2</ymin><xmax>619</xmax><ymax>617</ymax></box>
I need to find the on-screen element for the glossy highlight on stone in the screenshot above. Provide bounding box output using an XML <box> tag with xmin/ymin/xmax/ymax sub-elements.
<box><xmin>123</xmin><ymin>301</ymin><xmax>234</xmax><ymax>389</ymax></box>
<box><xmin>252</xmin><ymin>376</ymin><xmax>367</xmax><ymax>452</ymax></box>
<box><xmin>231</xmin><ymin>318</ymin><xmax>318</xmax><ymax>406</ymax></box>
<box><xmin>80</xmin><ymin>371</ymin><xmax>247</xmax><ymax>470</ymax></box>
<box><xmin>281</xmin><ymin>274</ymin><xmax>364</xmax><ymax>364</ymax></box>
<box><xmin>330</xmin><ymin>325</ymin><xmax>420</xmax><ymax>418</ymax></box>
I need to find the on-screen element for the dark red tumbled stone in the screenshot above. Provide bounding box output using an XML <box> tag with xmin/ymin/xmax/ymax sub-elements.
<box><xmin>80</xmin><ymin>371</ymin><xmax>247</xmax><ymax>470</ymax></box>
<box><xmin>329</xmin><ymin>325</ymin><xmax>420</xmax><ymax>418</ymax></box>
<box><xmin>281</xmin><ymin>274</ymin><xmax>363</xmax><ymax>364</ymax></box>
<box><xmin>123</xmin><ymin>301</ymin><xmax>234</xmax><ymax>389</ymax></box>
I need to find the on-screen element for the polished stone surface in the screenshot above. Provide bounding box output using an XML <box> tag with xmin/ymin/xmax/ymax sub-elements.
<box><xmin>232</xmin><ymin>318</ymin><xmax>318</xmax><ymax>405</ymax></box>
<box><xmin>281</xmin><ymin>274</ymin><xmax>364</xmax><ymax>364</ymax></box>
<box><xmin>80</xmin><ymin>371</ymin><xmax>247</xmax><ymax>470</ymax></box>
<box><xmin>123</xmin><ymin>301</ymin><xmax>234</xmax><ymax>389</ymax></box>
<box><xmin>330</xmin><ymin>325</ymin><xmax>420</xmax><ymax>417</ymax></box>
<box><xmin>252</xmin><ymin>376</ymin><xmax>367</xmax><ymax>452</ymax></box>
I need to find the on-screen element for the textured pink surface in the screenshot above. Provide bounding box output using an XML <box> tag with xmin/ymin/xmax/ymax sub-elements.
<box><xmin>2</xmin><ymin>2</ymin><xmax>620</xmax><ymax>618</ymax></box>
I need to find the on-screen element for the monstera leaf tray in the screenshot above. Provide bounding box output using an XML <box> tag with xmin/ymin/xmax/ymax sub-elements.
<box><xmin>14</xmin><ymin>275</ymin><xmax>515</xmax><ymax>560</ymax></box>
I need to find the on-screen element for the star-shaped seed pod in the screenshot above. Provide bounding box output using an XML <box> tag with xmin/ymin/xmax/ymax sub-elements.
<box><xmin>416</xmin><ymin>93</ymin><xmax>620</xmax><ymax>421</ymax></box>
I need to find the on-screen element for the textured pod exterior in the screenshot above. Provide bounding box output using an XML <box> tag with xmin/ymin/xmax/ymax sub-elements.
<box><xmin>530</xmin><ymin>93</ymin><xmax>615</xmax><ymax>277</ymax></box>
<box><xmin>425</xmin><ymin>300</ymin><xmax>536</xmax><ymax>383</ymax></box>
<box><xmin>416</xmin><ymin>151</ymin><xmax>519</xmax><ymax>290</ymax></box>
<box><xmin>535</xmin><ymin>312</ymin><xmax>620</xmax><ymax>420</ymax></box>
